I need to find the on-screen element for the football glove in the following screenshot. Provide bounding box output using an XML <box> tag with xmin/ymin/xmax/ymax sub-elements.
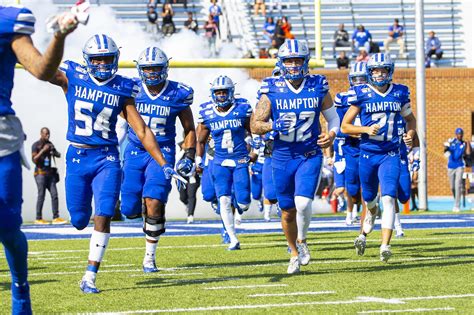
<box><xmin>272</xmin><ymin>114</ymin><xmax>293</xmax><ymax>135</ymax></box>
<box><xmin>163</xmin><ymin>163</ymin><xmax>187</xmax><ymax>190</ymax></box>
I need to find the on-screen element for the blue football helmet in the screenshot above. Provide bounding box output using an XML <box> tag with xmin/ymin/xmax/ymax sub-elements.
<box><xmin>349</xmin><ymin>61</ymin><xmax>368</xmax><ymax>86</ymax></box>
<box><xmin>276</xmin><ymin>39</ymin><xmax>310</xmax><ymax>80</ymax></box>
<box><xmin>82</xmin><ymin>34</ymin><xmax>120</xmax><ymax>80</ymax></box>
<box><xmin>176</xmin><ymin>157</ymin><xmax>195</xmax><ymax>177</ymax></box>
<box><xmin>210</xmin><ymin>75</ymin><xmax>235</xmax><ymax>108</ymax></box>
<box><xmin>136</xmin><ymin>46</ymin><xmax>169</xmax><ymax>86</ymax></box>
<box><xmin>367</xmin><ymin>53</ymin><xmax>394</xmax><ymax>87</ymax></box>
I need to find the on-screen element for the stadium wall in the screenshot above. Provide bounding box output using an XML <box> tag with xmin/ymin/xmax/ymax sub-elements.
<box><xmin>249</xmin><ymin>68</ymin><xmax>474</xmax><ymax>196</ymax></box>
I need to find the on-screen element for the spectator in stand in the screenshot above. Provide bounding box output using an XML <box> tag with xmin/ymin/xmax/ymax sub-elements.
<box><xmin>184</xmin><ymin>11</ymin><xmax>198</xmax><ymax>33</ymax></box>
<box><xmin>268</xmin><ymin>39</ymin><xmax>279</xmax><ymax>58</ymax></box>
<box><xmin>209</xmin><ymin>0</ymin><xmax>222</xmax><ymax>38</ymax></box>
<box><xmin>254</xmin><ymin>0</ymin><xmax>266</xmax><ymax>16</ymax></box>
<box><xmin>444</xmin><ymin>128</ymin><xmax>471</xmax><ymax>212</ymax></box>
<box><xmin>259</xmin><ymin>47</ymin><xmax>269</xmax><ymax>58</ymax></box>
<box><xmin>161</xmin><ymin>3</ymin><xmax>175</xmax><ymax>36</ymax></box>
<box><xmin>425</xmin><ymin>31</ymin><xmax>443</xmax><ymax>68</ymax></box>
<box><xmin>352</xmin><ymin>24</ymin><xmax>372</xmax><ymax>55</ymax></box>
<box><xmin>272</xmin><ymin>18</ymin><xmax>285</xmax><ymax>48</ymax></box>
<box><xmin>31</xmin><ymin>128</ymin><xmax>66</xmax><ymax>225</ymax></box>
<box><xmin>332</xmin><ymin>23</ymin><xmax>351</xmax><ymax>58</ymax></box>
<box><xmin>336</xmin><ymin>51</ymin><xmax>350</xmax><ymax>70</ymax></box>
<box><xmin>356</xmin><ymin>48</ymin><xmax>370</xmax><ymax>62</ymax></box>
<box><xmin>146</xmin><ymin>4</ymin><xmax>159</xmax><ymax>35</ymax></box>
<box><xmin>204</xmin><ymin>14</ymin><xmax>218</xmax><ymax>56</ymax></box>
<box><xmin>384</xmin><ymin>18</ymin><xmax>405</xmax><ymax>57</ymax></box>
<box><xmin>263</xmin><ymin>16</ymin><xmax>275</xmax><ymax>45</ymax></box>
<box><xmin>281</xmin><ymin>16</ymin><xmax>294</xmax><ymax>39</ymax></box>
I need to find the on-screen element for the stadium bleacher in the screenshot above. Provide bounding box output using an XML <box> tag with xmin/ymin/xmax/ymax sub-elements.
<box><xmin>245</xmin><ymin>0</ymin><xmax>465</xmax><ymax>68</ymax></box>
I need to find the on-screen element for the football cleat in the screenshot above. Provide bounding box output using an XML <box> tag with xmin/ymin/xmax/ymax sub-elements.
<box><xmin>187</xmin><ymin>215</ymin><xmax>194</xmax><ymax>224</ymax></box>
<box><xmin>80</xmin><ymin>277</ymin><xmax>100</xmax><ymax>294</ymax></box>
<box><xmin>345</xmin><ymin>213</ymin><xmax>353</xmax><ymax>226</ymax></box>
<box><xmin>227</xmin><ymin>242</ymin><xmax>240</xmax><ymax>251</ymax></box>
<box><xmin>354</xmin><ymin>234</ymin><xmax>366</xmax><ymax>256</ymax></box>
<box><xmin>363</xmin><ymin>208</ymin><xmax>377</xmax><ymax>234</ymax></box>
<box><xmin>297</xmin><ymin>242</ymin><xmax>311</xmax><ymax>266</ymax></box>
<box><xmin>395</xmin><ymin>229</ymin><xmax>405</xmax><ymax>238</ymax></box>
<box><xmin>380</xmin><ymin>245</ymin><xmax>392</xmax><ymax>263</ymax></box>
<box><xmin>221</xmin><ymin>228</ymin><xmax>231</xmax><ymax>244</ymax></box>
<box><xmin>287</xmin><ymin>256</ymin><xmax>300</xmax><ymax>274</ymax></box>
<box><xmin>143</xmin><ymin>261</ymin><xmax>159</xmax><ymax>273</ymax></box>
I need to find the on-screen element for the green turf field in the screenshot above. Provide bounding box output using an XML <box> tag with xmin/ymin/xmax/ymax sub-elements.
<box><xmin>1</xmin><ymin>228</ymin><xmax>474</xmax><ymax>314</ymax></box>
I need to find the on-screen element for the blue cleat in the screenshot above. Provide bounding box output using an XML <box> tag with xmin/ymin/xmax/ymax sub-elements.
<box><xmin>12</xmin><ymin>282</ymin><xmax>31</xmax><ymax>315</ymax></box>
<box><xmin>143</xmin><ymin>261</ymin><xmax>159</xmax><ymax>273</ymax></box>
<box><xmin>80</xmin><ymin>277</ymin><xmax>100</xmax><ymax>294</ymax></box>
<box><xmin>227</xmin><ymin>242</ymin><xmax>241</xmax><ymax>251</ymax></box>
<box><xmin>221</xmin><ymin>229</ymin><xmax>231</xmax><ymax>244</ymax></box>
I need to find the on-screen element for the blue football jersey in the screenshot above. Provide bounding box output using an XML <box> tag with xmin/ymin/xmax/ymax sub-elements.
<box><xmin>348</xmin><ymin>83</ymin><xmax>411</xmax><ymax>153</ymax></box>
<box><xmin>198</xmin><ymin>99</ymin><xmax>252</xmax><ymax>165</ymax></box>
<box><xmin>59</xmin><ymin>60</ymin><xmax>139</xmax><ymax>146</ymax></box>
<box><xmin>0</xmin><ymin>5</ymin><xmax>35</xmax><ymax>115</ymax></box>
<box><xmin>258</xmin><ymin>74</ymin><xmax>329</xmax><ymax>160</ymax></box>
<box><xmin>128</xmin><ymin>80</ymin><xmax>193</xmax><ymax>150</ymax></box>
<box><xmin>334</xmin><ymin>89</ymin><xmax>360</xmax><ymax>156</ymax></box>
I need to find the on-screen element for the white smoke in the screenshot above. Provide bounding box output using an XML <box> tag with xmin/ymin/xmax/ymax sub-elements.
<box><xmin>12</xmin><ymin>1</ymin><xmax>263</xmax><ymax>222</ymax></box>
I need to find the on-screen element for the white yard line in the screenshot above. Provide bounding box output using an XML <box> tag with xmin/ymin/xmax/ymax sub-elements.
<box><xmin>27</xmin><ymin>235</ymin><xmax>474</xmax><ymax>255</ymax></box>
<box><xmin>204</xmin><ymin>284</ymin><xmax>288</xmax><ymax>290</ymax></box>
<box><xmin>358</xmin><ymin>307</ymin><xmax>455</xmax><ymax>314</ymax></box>
<box><xmin>29</xmin><ymin>256</ymin><xmax>81</xmax><ymax>261</ymax></box>
<box><xmin>66</xmin><ymin>264</ymin><xmax>135</xmax><ymax>269</ymax></box>
<box><xmin>0</xmin><ymin>270</ymin><xmax>204</xmax><ymax>277</ymax></box>
<box><xmin>129</xmin><ymin>272</ymin><xmax>204</xmax><ymax>277</ymax></box>
<box><xmin>249</xmin><ymin>291</ymin><xmax>335</xmax><ymax>297</ymax></box>
<box><xmin>88</xmin><ymin>293</ymin><xmax>474</xmax><ymax>314</ymax></box>
<box><xmin>400</xmin><ymin>294</ymin><xmax>474</xmax><ymax>301</ymax></box>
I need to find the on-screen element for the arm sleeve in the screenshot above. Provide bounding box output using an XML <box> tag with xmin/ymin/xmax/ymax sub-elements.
<box><xmin>322</xmin><ymin>106</ymin><xmax>340</xmax><ymax>135</ymax></box>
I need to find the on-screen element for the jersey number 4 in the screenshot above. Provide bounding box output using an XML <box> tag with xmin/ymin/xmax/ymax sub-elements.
<box><xmin>279</xmin><ymin>111</ymin><xmax>315</xmax><ymax>143</ymax></box>
<box><xmin>74</xmin><ymin>100</ymin><xmax>112</xmax><ymax>139</ymax></box>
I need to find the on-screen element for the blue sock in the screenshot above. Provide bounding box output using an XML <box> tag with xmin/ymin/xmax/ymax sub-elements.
<box><xmin>1</xmin><ymin>228</ymin><xmax>31</xmax><ymax>315</ymax></box>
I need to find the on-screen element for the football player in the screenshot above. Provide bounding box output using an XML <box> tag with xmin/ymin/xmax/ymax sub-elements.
<box><xmin>120</xmin><ymin>47</ymin><xmax>195</xmax><ymax>273</ymax></box>
<box><xmin>0</xmin><ymin>5</ymin><xmax>78</xmax><ymax>313</ymax></box>
<box><xmin>196</xmin><ymin>75</ymin><xmax>253</xmax><ymax>250</ymax></box>
<box><xmin>251</xmin><ymin>39</ymin><xmax>339</xmax><ymax>274</ymax></box>
<box><xmin>333</xmin><ymin>61</ymin><xmax>367</xmax><ymax>226</ymax></box>
<box><xmin>249</xmin><ymin>135</ymin><xmax>265</xmax><ymax>214</ymax></box>
<box><xmin>49</xmin><ymin>35</ymin><xmax>180</xmax><ymax>292</ymax></box>
<box><xmin>341</xmin><ymin>53</ymin><xmax>417</xmax><ymax>262</ymax></box>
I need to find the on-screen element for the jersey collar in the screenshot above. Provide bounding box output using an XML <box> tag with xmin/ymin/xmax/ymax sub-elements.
<box><xmin>368</xmin><ymin>83</ymin><xmax>393</xmax><ymax>98</ymax></box>
<box><xmin>212</xmin><ymin>103</ymin><xmax>235</xmax><ymax>117</ymax></box>
<box><xmin>284</xmin><ymin>77</ymin><xmax>307</xmax><ymax>94</ymax></box>
<box><xmin>143</xmin><ymin>80</ymin><xmax>169</xmax><ymax>100</ymax></box>
<box><xmin>88</xmin><ymin>73</ymin><xmax>116</xmax><ymax>86</ymax></box>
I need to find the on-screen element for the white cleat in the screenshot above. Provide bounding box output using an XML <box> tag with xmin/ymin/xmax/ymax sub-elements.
<box><xmin>363</xmin><ymin>209</ymin><xmax>377</xmax><ymax>234</ymax></box>
<box><xmin>297</xmin><ymin>242</ymin><xmax>311</xmax><ymax>266</ymax></box>
<box><xmin>380</xmin><ymin>245</ymin><xmax>392</xmax><ymax>263</ymax></box>
<box><xmin>395</xmin><ymin>229</ymin><xmax>405</xmax><ymax>238</ymax></box>
<box><xmin>287</xmin><ymin>256</ymin><xmax>300</xmax><ymax>274</ymax></box>
<box><xmin>345</xmin><ymin>213</ymin><xmax>353</xmax><ymax>226</ymax></box>
<box><xmin>354</xmin><ymin>234</ymin><xmax>366</xmax><ymax>256</ymax></box>
<box><xmin>187</xmin><ymin>215</ymin><xmax>194</xmax><ymax>224</ymax></box>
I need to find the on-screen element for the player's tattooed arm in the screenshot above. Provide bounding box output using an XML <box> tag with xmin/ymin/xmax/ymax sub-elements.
<box><xmin>122</xmin><ymin>98</ymin><xmax>167</xmax><ymax>166</ymax></box>
<box><xmin>195</xmin><ymin>123</ymin><xmax>210</xmax><ymax>173</ymax></box>
<box><xmin>250</xmin><ymin>94</ymin><xmax>273</xmax><ymax>135</ymax></box>
<box><xmin>341</xmin><ymin>105</ymin><xmax>378</xmax><ymax>136</ymax></box>
<box><xmin>48</xmin><ymin>71</ymin><xmax>68</xmax><ymax>94</ymax></box>
<box><xmin>12</xmin><ymin>32</ymin><xmax>72</xmax><ymax>81</ymax></box>
<box><xmin>178</xmin><ymin>107</ymin><xmax>197</xmax><ymax>152</ymax></box>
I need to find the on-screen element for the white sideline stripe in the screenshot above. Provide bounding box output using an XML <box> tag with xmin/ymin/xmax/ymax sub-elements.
<box><xmin>0</xmin><ymin>270</ymin><xmax>204</xmax><ymax>277</ymax></box>
<box><xmin>249</xmin><ymin>291</ymin><xmax>335</xmax><ymax>297</ymax></box>
<box><xmin>27</xmin><ymin>235</ymin><xmax>474</xmax><ymax>254</ymax></box>
<box><xmin>205</xmin><ymin>284</ymin><xmax>288</xmax><ymax>290</ymax></box>
<box><xmin>89</xmin><ymin>294</ymin><xmax>474</xmax><ymax>314</ymax></box>
<box><xmin>130</xmin><ymin>272</ymin><xmax>203</xmax><ymax>277</ymax></box>
<box><xmin>358</xmin><ymin>307</ymin><xmax>455</xmax><ymax>314</ymax></box>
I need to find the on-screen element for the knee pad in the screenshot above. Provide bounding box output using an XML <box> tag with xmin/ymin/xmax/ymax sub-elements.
<box><xmin>295</xmin><ymin>196</ymin><xmax>312</xmax><ymax>212</ymax></box>
<box><xmin>381</xmin><ymin>195</ymin><xmax>395</xmax><ymax>229</ymax></box>
<box><xmin>143</xmin><ymin>215</ymin><xmax>166</xmax><ymax>241</ymax></box>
